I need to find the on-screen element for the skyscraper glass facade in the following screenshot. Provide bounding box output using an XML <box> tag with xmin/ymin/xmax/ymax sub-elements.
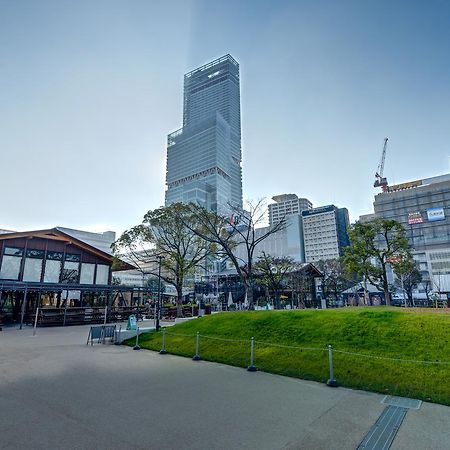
<box><xmin>165</xmin><ymin>54</ymin><xmax>243</xmax><ymax>213</ymax></box>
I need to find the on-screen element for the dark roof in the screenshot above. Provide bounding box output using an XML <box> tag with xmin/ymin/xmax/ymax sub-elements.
<box><xmin>296</xmin><ymin>263</ymin><xmax>323</xmax><ymax>277</ymax></box>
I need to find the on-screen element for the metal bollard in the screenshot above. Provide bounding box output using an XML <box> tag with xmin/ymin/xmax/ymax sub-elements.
<box><xmin>114</xmin><ymin>324</ymin><xmax>122</xmax><ymax>345</ymax></box>
<box><xmin>192</xmin><ymin>331</ymin><xmax>201</xmax><ymax>360</ymax></box>
<box><xmin>247</xmin><ymin>337</ymin><xmax>257</xmax><ymax>372</ymax></box>
<box><xmin>159</xmin><ymin>327</ymin><xmax>167</xmax><ymax>354</ymax></box>
<box><xmin>326</xmin><ymin>344</ymin><xmax>337</xmax><ymax>387</ymax></box>
<box><xmin>133</xmin><ymin>327</ymin><xmax>141</xmax><ymax>350</ymax></box>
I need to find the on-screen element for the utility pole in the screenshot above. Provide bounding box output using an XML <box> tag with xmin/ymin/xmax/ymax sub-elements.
<box><xmin>156</xmin><ymin>256</ymin><xmax>164</xmax><ymax>331</ymax></box>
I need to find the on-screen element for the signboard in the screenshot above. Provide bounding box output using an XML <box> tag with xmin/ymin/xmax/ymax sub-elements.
<box><xmin>388</xmin><ymin>179</ymin><xmax>423</xmax><ymax>192</ymax></box>
<box><xmin>302</xmin><ymin>205</ymin><xmax>335</xmax><ymax>217</ymax></box>
<box><xmin>427</xmin><ymin>207</ymin><xmax>445</xmax><ymax>222</ymax></box>
<box><xmin>127</xmin><ymin>314</ymin><xmax>137</xmax><ymax>330</ymax></box>
<box><xmin>407</xmin><ymin>212</ymin><xmax>423</xmax><ymax>225</ymax></box>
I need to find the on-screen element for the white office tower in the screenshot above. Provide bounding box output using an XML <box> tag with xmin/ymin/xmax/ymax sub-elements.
<box><xmin>268</xmin><ymin>194</ymin><xmax>312</xmax><ymax>226</ymax></box>
<box><xmin>302</xmin><ymin>205</ymin><xmax>350</xmax><ymax>262</ymax></box>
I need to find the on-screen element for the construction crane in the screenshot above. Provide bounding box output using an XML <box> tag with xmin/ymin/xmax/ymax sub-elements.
<box><xmin>374</xmin><ymin>138</ymin><xmax>389</xmax><ymax>192</ymax></box>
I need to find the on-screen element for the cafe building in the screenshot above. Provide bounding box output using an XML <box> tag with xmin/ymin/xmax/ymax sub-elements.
<box><xmin>0</xmin><ymin>228</ymin><xmax>145</xmax><ymax>328</ymax></box>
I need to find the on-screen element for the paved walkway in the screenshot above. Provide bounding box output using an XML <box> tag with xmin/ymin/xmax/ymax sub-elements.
<box><xmin>0</xmin><ymin>324</ymin><xmax>449</xmax><ymax>449</ymax></box>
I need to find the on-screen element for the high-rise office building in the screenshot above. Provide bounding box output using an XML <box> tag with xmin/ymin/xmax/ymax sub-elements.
<box><xmin>165</xmin><ymin>55</ymin><xmax>243</xmax><ymax>213</ymax></box>
<box><xmin>302</xmin><ymin>205</ymin><xmax>350</xmax><ymax>262</ymax></box>
<box><xmin>268</xmin><ymin>194</ymin><xmax>312</xmax><ymax>226</ymax></box>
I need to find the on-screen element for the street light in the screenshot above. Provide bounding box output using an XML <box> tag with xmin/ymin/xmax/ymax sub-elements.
<box><xmin>156</xmin><ymin>255</ymin><xmax>164</xmax><ymax>332</ymax></box>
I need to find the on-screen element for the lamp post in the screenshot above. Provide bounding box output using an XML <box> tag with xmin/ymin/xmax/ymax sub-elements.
<box><xmin>156</xmin><ymin>255</ymin><xmax>164</xmax><ymax>332</ymax></box>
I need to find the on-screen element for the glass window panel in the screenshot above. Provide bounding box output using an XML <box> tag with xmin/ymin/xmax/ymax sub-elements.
<box><xmin>23</xmin><ymin>258</ymin><xmax>43</xmax><ymax>282</ymax></box>
<box><xmin>0</xmin><ymin>255</ymin><xmax>22</xmax><ymax>280</ymax></box>
<box><xmin>44</xmin><ymin>259</ymin><xmax>61</xmax><ymax>283</ymax></box>
<box><xmin>47</xmin><ymin>252</ymin><xmax>63</xmax><ymax>261</ymax></box>
<box><xmin>95</xmin><ymin>264</ymin><xmax>109</xmax><ymax>285</ymax></box>
<box><xmin>26</xmin><ymin>249</ymin><xmax>45</xmax><ymax>259</ymax></box>
<box><xmin>4</xmin><ymin>247</ymin><xmax>23</xmax><ymax>256</ymax></box>
<box><xmin>80</xmin><ymin>263</ymin><xmax>95</xmax><ymax>284</ymax></box>
<box><xmin>61</xmin><ymin>261</ymin><xmax>79</xmax><ymax>284</ymax></box>
<box><xmin>65</xmin><ymin>254</ymin><xmax>80</xmax><ymax>262</ymax></box>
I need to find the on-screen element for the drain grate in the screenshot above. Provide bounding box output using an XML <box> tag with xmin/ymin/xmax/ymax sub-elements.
<box><xmin>381</xmin><ymin>395</ymin><xmax>422</xmax><ymax>410</ymax></box>
<box><xmin>357</xmin><ymin>406</ymin><xmax>407</xmax><ymax>450</ymax></box>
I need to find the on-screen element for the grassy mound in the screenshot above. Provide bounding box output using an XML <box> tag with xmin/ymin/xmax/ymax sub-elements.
<box><xmin>130</xmin><ymin>308</ymin><xmax>450</xmax><ymax>405</ymax></box>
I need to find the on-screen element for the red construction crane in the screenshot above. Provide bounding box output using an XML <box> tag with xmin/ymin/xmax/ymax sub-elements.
<box><xmin>374</xmin><ymin>138</ymin><xmax>389</xmax><ymax>192</ymax></box>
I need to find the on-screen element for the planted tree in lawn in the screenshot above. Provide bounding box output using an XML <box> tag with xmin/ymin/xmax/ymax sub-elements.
<box><xmin>254</xmin><ymin>253</ymin><xmax>298</xmax><ymax>309</ymax></box>
<box><xmin>344</xmin><ymin>219</ymin><xmax>409</xmax><ymax>306</ymax></box>
<box><xmin>112</xmin><ymin>203</ymin><xmax>215</xmax><ymax>317</ymax></box>
<box><xmin>391</xmin><ymin>251</ymin><xmax>422</xmax><ymax>306</ymax></box>
<box><xmin>316</xmin><ymin>257</ymin><xmax>355</xmax><ymax>303</ymax></box>
<box><xmin>289</xmin><ymin>265</ymin><xmax>317</xmax><ymax>308</ymax></box>
<box><xmin>187</xmin><ymin>200</ymin><xmax>287</xmax><ymax>309</ymax></box>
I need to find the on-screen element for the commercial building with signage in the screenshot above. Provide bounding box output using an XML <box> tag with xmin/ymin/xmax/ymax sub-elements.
<box><xmin>302</xmin><ymin>205</ymin><xmax>350</xmax><ymax>263</ymax></box>
<box><xmin>373</xmin><ymin>173</ymin><xmax>450</xmax><ymax>295</ymax></box>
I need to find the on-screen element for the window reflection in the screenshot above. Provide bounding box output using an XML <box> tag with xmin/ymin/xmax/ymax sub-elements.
<box><xmin>0</xmin><ymin>255</ymin><xmax>22</xmax><ymax>280</ymax></box>
<box><xmin>80</xmin><ymin>263</ymin><xmax>95</xmax><ymax>284</ymax></box>
<box><xmin>44</xmin><ymin>260</ymin><xmax>61</xmax><ymax>283</ymax></box>
<box><xmin>61</xmin><ymin>261</ymin><xmax>79</xmax><ymax>284</ymax></box>
<box><xmin>95</xmin><ymin>264</ymin><xmax>109</xmax><ymax>284</ymax></box>
<box><xmin>23</xmin><ymin>258</ymin><xmax>43</xmax><ymax>282</ymax></box>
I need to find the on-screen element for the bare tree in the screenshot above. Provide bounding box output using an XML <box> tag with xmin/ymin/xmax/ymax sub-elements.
<box><xmin>187</xmin><ymin>200</ymin><xmax>287</xmax><ymax>309</ymax></box>
<box><xmin>392</xmin><ymin>252</ymin><xmax>422</xmax><ymax>307</ymax></box>
<box><xmin>112</xmin><ymin>203</ymin><xmax>215</xmax><ymax>317</ymax></box>
<box><xmin>289</xmin><ymin>266</ymin><xmax>316</xmax><ymax>308</ymax></box>
<box><xmin>316</xmin><ymin>258</ymin><xmax>356</xmax><ymax>303</ymax></box>
<box><xmin>254</xmin><ymin>253</ymin><xmax>298</xmax><ymax>309</ymax></box>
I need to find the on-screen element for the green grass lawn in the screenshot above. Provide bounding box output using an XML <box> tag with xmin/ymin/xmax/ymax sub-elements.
<box><xmin>128</xmin><ymin>307</ymin><xmax>450</xmax><ymax>405</ymax></box>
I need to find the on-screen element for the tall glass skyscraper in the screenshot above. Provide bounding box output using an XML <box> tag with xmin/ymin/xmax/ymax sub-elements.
<box><xmin>165</xmin><ymin>54</ymin><xmax>243</xmax><ymax>213</ymax></box>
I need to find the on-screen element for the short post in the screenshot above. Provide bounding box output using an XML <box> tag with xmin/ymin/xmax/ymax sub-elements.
<box><xmin>103</xmin><ymin>306</ymin><xmax>108</xmax><ymax>325</ymax></box>
<box><xmin>114</xmin><ymin>324</ymin><xmax>122</xmax><ymax>345</ymax></box>
<box><xmin>326</xmin><ymin>344</ymin><xmax>337</xmax><ymax>387</ymax></box>
<box><xmin>247</xmin><ymin>337</ymin><xmax>257</xmax><ymax>372</ymax></box>
<box><xmin>133</xmin><ymin>327</ymin><xmax>141</xmax><ymax>350</ymax></box>
<box><xmin>159</xmin><ymin>327</ymin><xmax>167</xmax><ymax>354</ymax></box>
<box><xmin>63</xmin><ymin>307</ymin><xmax>67</xmax><ymax>327</ymax></box>
<box><xmin>192</xmin><ymin>331</ymin><xmax>201</xmax><ymax>360</ymax></box>
<box><xmin>32</xmin><ymin>307</ymin><xmax>39</xmax><ymax>336</ymax></box>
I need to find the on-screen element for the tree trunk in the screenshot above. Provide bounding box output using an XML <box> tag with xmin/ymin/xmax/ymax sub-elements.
<box><xmin>274</xmin><ymin>292</ymin><xmax>281</xmax><ymax>310</ymax></box>
<box><xmin>383</xmin><ymin>283</ymin><xmax>391</xmax><ymax>306</ymax></box>
<box><xmin>176</xmin><ymin>285</ymin><xmax>183</xmax><ymax>318</ymax></box>
<box><xmin>246</xmin><ymin>283</ymin><xmax>254</xmax><ymax>310</ymax></box>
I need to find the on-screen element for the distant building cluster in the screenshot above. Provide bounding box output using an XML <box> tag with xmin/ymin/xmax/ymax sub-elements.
<box><xmin>232</xmin><ymin>194</ymin><xmax>350</xmax><ymax>264</ymax></box>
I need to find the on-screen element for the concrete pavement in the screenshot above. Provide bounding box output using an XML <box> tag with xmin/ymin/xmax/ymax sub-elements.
<box><xmin>0</xmin><ymin>324</ymin><xmax>449</xmax><ymax>449</ymax></box>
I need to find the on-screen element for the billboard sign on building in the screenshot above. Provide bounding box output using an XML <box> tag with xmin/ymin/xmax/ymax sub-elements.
<box><xmin>407</xmin><ymin>212</ymin><xmax>424</xmax><ymax>225</ymax></box>
<box><xmin>427</xmin><ymin>207</ymin><xmax>445</xmax><ymax>222</ymax></box>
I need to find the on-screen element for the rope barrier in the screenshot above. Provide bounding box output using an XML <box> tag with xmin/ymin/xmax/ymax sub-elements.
<box><xmin>162</xmin><ymin>331</ymin><xmax>450</xmax><ymax>365</ymax></box>
<box><xmin>199</xmin><ymin>334</ymin><xmax>249</xmax><ymax>344</ymax></box>
<box><xmin>332</xmin><ymin>349</ymin><xmax>450</xmax><ymax>365</ymax></box>
<box><xmin>165</xmin><ymin>331</ymin><xmax>196</xmax><ymax>338</ymax></box>
<box><xmin>254</xmin><ymin>340</ymin><xmax>326</xmax><ymax>352</ymax></box>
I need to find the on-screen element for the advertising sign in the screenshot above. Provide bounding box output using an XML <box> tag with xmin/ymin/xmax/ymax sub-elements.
<box><xmin>407</xmin><ymin>212</ymin><xmax>423</xmax><ymax>225</ymax></box>
<box><xmin>427</xmin><ymin>207</ymin><xmax>445</xmax><ymax>222</ymax></box>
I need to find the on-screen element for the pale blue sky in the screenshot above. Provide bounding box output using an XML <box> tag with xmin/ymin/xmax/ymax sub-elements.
<box><xmin>1</xmin><ymin>0</ymin><xmax>450</xmax><ymax>234</ymax></box>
